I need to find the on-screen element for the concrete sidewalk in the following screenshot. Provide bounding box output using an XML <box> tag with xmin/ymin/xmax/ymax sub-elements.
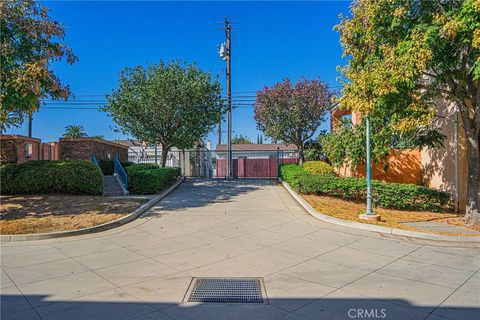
<box><xmin>1</xmin><ymin>179</ymin><xmax>479</xmax><ymax>320</ymax></box>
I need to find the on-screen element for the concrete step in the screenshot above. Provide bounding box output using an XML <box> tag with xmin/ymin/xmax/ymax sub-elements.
<box><xmin>102</xmin><ymin>175</ymin><xmax>125</xmax><ymax>196</ymax></box>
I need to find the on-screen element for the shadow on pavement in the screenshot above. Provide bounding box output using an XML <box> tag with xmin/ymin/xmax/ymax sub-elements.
<box><xmin>157</xmin><ymin>178</ymin><xmax>275</xmax><ymax>211</ymax></box>
<box><xmin>1</xmin><ymin>294</ymin><xmax>477</xmax><ymax>320</ymax></box>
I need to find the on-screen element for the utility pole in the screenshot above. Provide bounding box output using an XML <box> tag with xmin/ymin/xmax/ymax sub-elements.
<box><xmin>218</xmin><ymin>123</ymin><xmax>221</xmax><ymax>145</ymax></box>
<box><xmin>219</xmin><ymin>17</ymin><xmax>233</xmax><ymax>178</ymax></box>
<box><xmin>27</xmin><ymin>112</ymin><xmax>32</xmax><ymax>137</ymax></box>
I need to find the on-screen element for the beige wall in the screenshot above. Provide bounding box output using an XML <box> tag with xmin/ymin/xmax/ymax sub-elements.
<box><xmin>420</xmin><ymin>100</ymin><xmax>468</xmax><ymax>212</ymax></box>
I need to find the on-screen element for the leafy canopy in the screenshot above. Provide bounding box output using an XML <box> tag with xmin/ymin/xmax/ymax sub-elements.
<box><xmin>335</xmin><ymin>0</ymin><xmax>479</xmax><ymax>133</ymax></box>
<box><xmin>254</xmin><ymin>78</ymin><xmax>332</xmax><ymax>161</ymax></box>
<box><xmin>63</xmin><ymin>125</ymin><xmax>87</xmax><ymax>138</ymax></box>
<box><xmin>0</xmin><ymin>0</ymin><xmax>77</xmax><ymax>130</ymax></box>
<box><xmin>104</xmin><ymin>61</ymin><xmax>224</xmax><ymax>159</ymax></box>
<box><xmin>232</xmin><ymin>134</ymin><xmax>253</xmax><ymax>144</ymax></box>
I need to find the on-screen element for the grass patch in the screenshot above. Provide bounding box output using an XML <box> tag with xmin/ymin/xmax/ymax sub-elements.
<box><xmin>0</xmin><ymin>195</ymin><xmax>147</xmax><ymax>235</ymax></box>
<box><xmin>302</xmin><ymin>194</ymin><xmax>480</xmax><ymax>235</ymax></box>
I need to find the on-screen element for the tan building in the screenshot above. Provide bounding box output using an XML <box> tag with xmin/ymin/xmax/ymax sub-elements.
<box><xmin>330</xmin><ymin>100</ymin><xmax>468</xmax><ymax>212</ymax></box>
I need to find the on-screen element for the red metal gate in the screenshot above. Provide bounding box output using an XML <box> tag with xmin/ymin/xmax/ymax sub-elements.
<box><xmin>216</xmin><ymin>151</ymin><xmax>298</xmax><ymax>178</ymax></box>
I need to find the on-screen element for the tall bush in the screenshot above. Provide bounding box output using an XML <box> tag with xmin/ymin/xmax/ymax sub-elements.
<box><xmin>303</xmin><ymin>161</ymin><xmax>334</xmax><ymax>176</ymax></box>
<box><xmin>125</xmin><ymin>164</ymin><xmax>180</xmax><ymax>194</ymax></box>
<box><xmin>1</xmin><ymin>160</ymin><xmax>102</xmax><ymax>195</ymax></box>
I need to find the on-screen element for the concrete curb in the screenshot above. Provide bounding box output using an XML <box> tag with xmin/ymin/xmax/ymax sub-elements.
<box><xmin>279</xmin><ymin>178</ymin><xmax>480</xmax><ymax>243</ymax></box>
<box><xmin>1</xmin><ymin>177</ymin><xmax>186</xmax><ymax>242</ymax></box>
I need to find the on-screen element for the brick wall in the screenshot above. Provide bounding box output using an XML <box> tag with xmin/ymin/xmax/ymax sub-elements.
<box><xmin>59</xmin><ymin>138</ymin><xmax>128</xmax><ymax>161</ymax></box>
<box><xmin>0</xmin><ymin>135</ymin><xmax>42</xmax><ymax>164</ymax></box>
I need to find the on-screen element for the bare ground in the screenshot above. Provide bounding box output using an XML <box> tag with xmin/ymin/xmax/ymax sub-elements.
<box><xmin>0</xmin><ymin>195</ymin><xmax>146</xmax><ymax>235</ymax></box>
<box><xmin>302</xmin><ymin>194</ymin><xmax>480</xmax><ymax>235</ymax></box>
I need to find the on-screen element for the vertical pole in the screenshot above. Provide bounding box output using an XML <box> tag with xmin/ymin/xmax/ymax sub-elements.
<box><xmin>454</xmin><ymin>111</ymin><xmax>459</xmax><ymax>213</ymax></box>
<box><xmin>28</xmin><ymin>112</ymin><xmax>32</xmax><ymax>138</ymax></box>
<box><xmin>365</xmin><ymin>115</ymin><xmax>373</xmax><ymax>215</ymax></box>
<box><xmin>154</xmin><ymin>144</ymin><xmax>158</xmax><ymax>165</ymax></box>
<box><xmin>218</xmin><ymin>123</ymin><xmax>222</xmax><ymax>145</ymax></box>
<box><xmin>226</xmin><ymin>17</ymin><xmax>232</xmax><ymax>179</ymax></box>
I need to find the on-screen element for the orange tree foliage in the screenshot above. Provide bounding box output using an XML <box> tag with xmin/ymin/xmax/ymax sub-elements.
<box><xmin>336</xmin><ymin>0</ymin><xmax>480</xmax><ymax>223</ymax></box>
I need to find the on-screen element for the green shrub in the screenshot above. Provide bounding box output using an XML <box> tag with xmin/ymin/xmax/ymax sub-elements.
<box><xmin>303</xmin><ymin>161</ymin><xmax>334</xmax><ymax>176</ymax></box>
<box><xmin>0</xmin><ymin>164</ymin><xmax>17</xmax><ymax>194</ymax></box>
<box><xmin>126</xmin><ymin>165</ymin><xmax>180</xmax><ymax>194</ymax></box>
<box><xmin>125</xmin><ymin>163</ymin><xmax>160</xmax><ymax>172</ymax></box>
<box><xmin>280</xmin><ymin>164</ymin><xmax>450</xmax><ymax>211</ymax></box>
<box><xmin>98</xmin><ymin>160</ymin><xmax>134</xmax><ymax>175</ymax></box>
<box><xmin>279</xmin><ymin>164</ymin><xmax>309</xmax><ymax>190</ymax></box>
<box><xmin>1</xmin><ymin>160</ymin><xmax>102</xmax><ymax>195</ymax></box>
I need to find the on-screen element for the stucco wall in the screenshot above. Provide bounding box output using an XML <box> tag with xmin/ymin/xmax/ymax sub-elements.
<box><xmin>331</xmin><ymin>100</ymin><xmax>468</xmax><ymax>212</ymax></box>
<box><xmin>336</xmin><ymin>149</ymin><xmax>423</xmax><ymax>184</ymax></box>
<box><xmin>420</xmin><ymin>100</ymin><xmax>468</xmax><ymax>212</ymax></box>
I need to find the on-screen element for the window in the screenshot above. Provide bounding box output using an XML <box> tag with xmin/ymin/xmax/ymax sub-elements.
<box><xmin>25</xmin><ymin>143</ymin><xmax>33</xmax><ymax>158</ymax></box>
<box><xmin>341</xmin><ymin>114</ymin><xmax>353</xmax><ymax>128</ymax></box>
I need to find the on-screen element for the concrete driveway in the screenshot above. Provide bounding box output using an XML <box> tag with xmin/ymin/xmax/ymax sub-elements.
<box><xmin>1</xmin><ymin>179</ymin><xmax>479</xmax><ymax>320</ymax></box>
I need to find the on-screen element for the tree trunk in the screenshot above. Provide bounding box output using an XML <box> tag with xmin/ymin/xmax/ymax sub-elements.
<box><xmin>297</xmin><ymin>143</ymin><xmax>305</xmax><ymax>165</ymax></box>
<box><xmin>463</xmin><ymin>135</ymin><xmax>480</xmax><ymax>225</ymax></box>
<box><xmin>159</xmin><ymin>143</ymin><xmax>170</xmax><ymax>168</ymax></box>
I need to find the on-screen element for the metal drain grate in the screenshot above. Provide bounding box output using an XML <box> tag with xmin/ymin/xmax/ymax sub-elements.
<box><xmin>187</xmin><ymin>278</ymin><xmax>265</xmax><ymax>303</ymax></box>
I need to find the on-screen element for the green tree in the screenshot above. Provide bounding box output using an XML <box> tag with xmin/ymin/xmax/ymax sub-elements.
<box><xmin>232</xmin><ymin>134</ymin><xmax>253</xmax><ymax>144</ymax></box>
<box><xmin>254</xmin><ymin>78</ymin><xmax>332</xmax><ymax>164</ymax></box>
<box><xmin>63</xmin><ymin>125</ymin><xmax>87</xmax><ymax>138</ymax></box>
<box><xmin>0</xmin><ymin>0</ymin><xmax>77</xmax><ymax>129</ymax></box>
<box><xmin>91</xmin><ymin>135</ymin><xmax>104</xmax><ymax>140</ymax></box>
<box><xmin>336</xmin><ymin>0</ymin><xmax>480</xmax><ymax>224</ymax></box>
<box><xmin>105</xmin><ymin>61</ymin><xmax>224</xmax><ymax>167</ymax></box>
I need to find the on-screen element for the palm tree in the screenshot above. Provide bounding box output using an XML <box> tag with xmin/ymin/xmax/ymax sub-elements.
<box><xmin>63</xmin><ymin>125</ymin><xmax>87</xmax><ymax>138</ymax></box>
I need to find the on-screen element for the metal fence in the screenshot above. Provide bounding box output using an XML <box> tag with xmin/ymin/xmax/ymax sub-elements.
<box><xmin>128</xmin><ymin>149</ymin><xmax>299</xmax><ymax>178</ymax></box>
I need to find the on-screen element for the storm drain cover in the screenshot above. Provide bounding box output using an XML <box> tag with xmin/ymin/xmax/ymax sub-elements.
<box><xmin>186</xmin><ymin>278</ymin><xmax>265</xmax><ymax>303</ymax></box>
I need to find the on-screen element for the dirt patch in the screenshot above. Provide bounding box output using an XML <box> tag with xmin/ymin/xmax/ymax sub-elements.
<box><xmin>0</xmin><ymin>195</ymin><xmax>147</xmax><ymax>235</ymax></box>
<box><xmin>302</xmin><ymin>194</ymin><xmax>480</xmax><ymax>236</ymax></box>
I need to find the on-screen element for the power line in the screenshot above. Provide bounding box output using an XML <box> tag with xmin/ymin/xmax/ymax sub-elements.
<box><xmin>40</xmin><ymin>107</ymin><xmax>102</xmax><ymax>110</ymax></box>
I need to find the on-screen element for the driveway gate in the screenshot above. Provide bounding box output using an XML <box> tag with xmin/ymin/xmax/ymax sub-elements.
<box><xmin>128</xmin><ymin>149</ymin><xmax>299</xmax><ymax>178</ymax></box>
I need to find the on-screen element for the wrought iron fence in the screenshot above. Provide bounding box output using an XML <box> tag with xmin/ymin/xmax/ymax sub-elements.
<box><xmin>127</xmin><ymin>149</ymin><xmax>299</xmax><ymax>178</ymax></box>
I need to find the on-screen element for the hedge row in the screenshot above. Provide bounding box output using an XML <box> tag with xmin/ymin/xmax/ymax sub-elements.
<box><xmin>125</xmin><ymin>164</ymin><xmax>180</xmax><ymax>194</ymax></box>
<box><xmin>302</xmin><ymin>161</ymin><xmax>335</xmax><ymax>176</ymax></box>
<box><xmin>0</xmin><ymin>160</ymin><xmax>103</xmax><ymax>195</ymax></box>
<box><xmin>98</xmin><ymin>160</ymin><xmax>134</xmax><ymax>175</ymax></box>
<box><xmin>280</xmin><ymin>164</ymin><xmax>451</xmax><ymax>211</ymax></box>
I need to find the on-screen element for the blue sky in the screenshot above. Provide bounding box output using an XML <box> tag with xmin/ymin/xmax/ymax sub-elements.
<box><xmin>10</xmin><ymin>1</ymin><xmax>350</xmax><ymax>146</ymax></box>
